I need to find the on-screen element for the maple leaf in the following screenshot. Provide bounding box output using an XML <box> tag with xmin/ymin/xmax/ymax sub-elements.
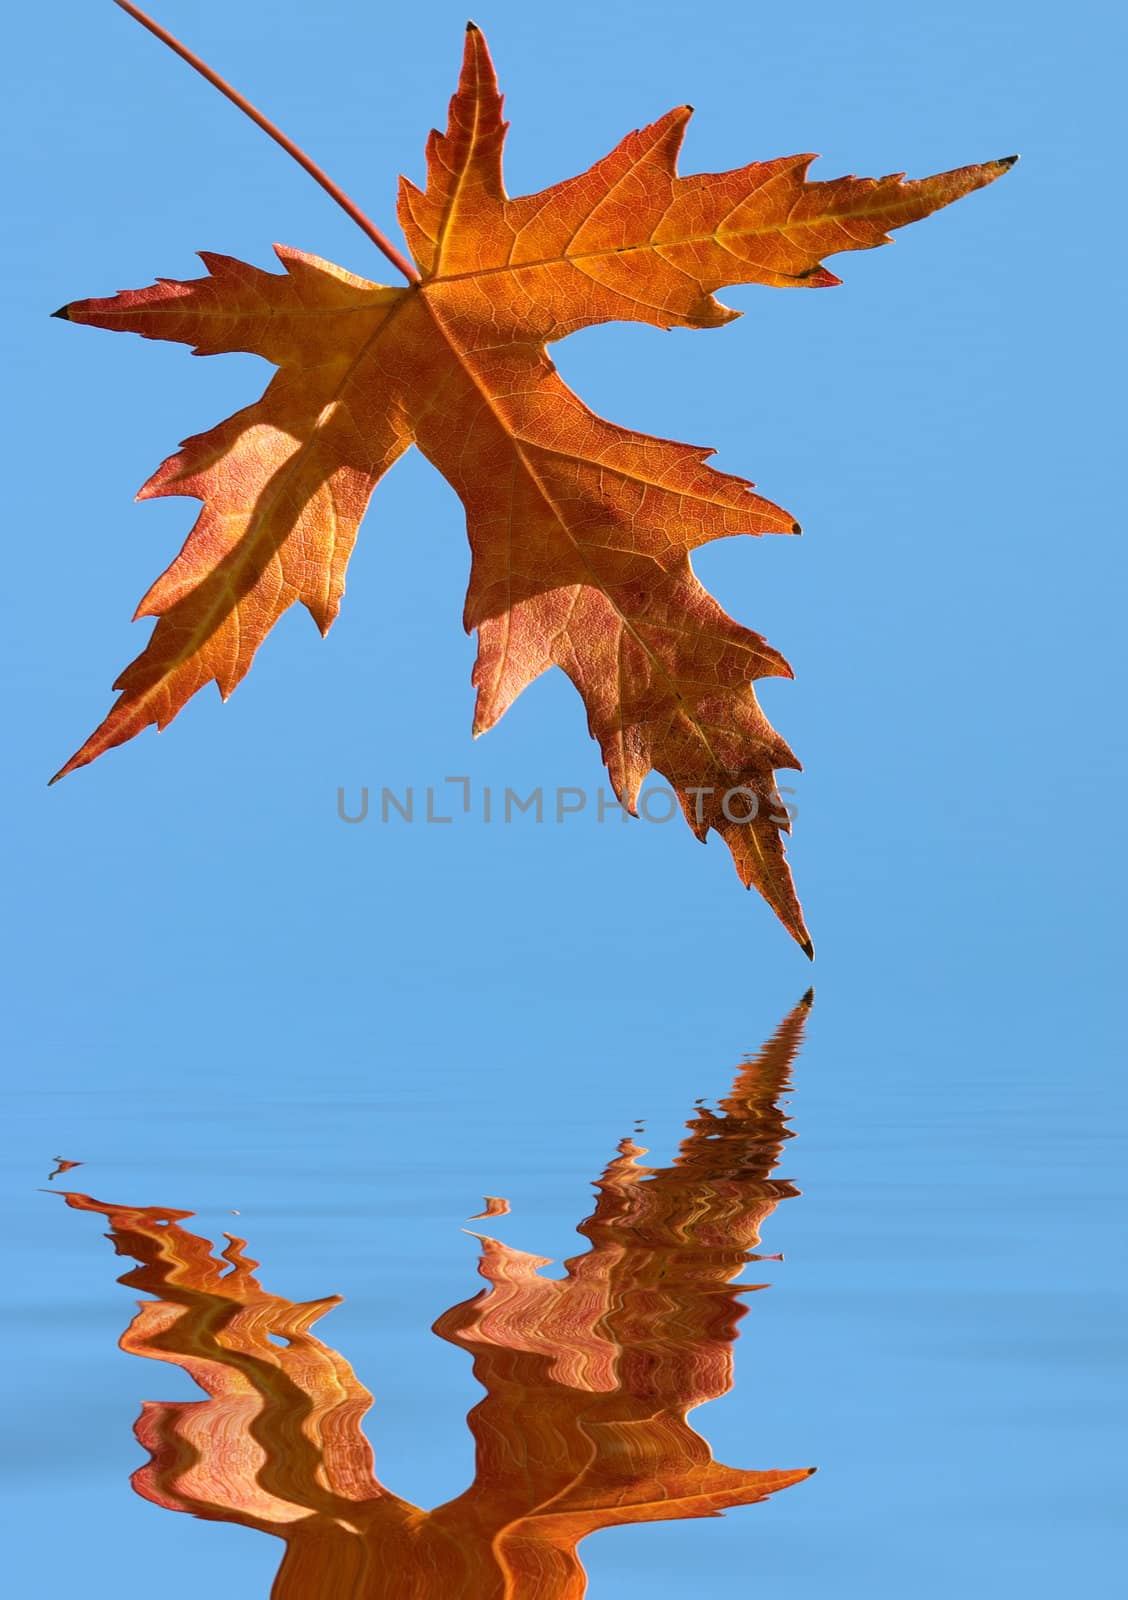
<box><xmin>52</xmin><ymin>6</ymin><xmax>1014</xmax><ymax>948</ymax></box>
<box><xmin>59</xmin><ymin>994</ymin><xmax>813</xmax><ymax>1598</ymax></box>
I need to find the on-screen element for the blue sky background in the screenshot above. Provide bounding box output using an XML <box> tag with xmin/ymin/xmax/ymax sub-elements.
<box><xmin>2</xmin><ymin>1</ymin><xmax>1124</xmax><ymax>1594</ymax></box>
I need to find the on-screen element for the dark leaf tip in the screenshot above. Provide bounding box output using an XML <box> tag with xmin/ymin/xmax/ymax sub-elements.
<box><xmin>51</xmin><ymin>305</ymin><xmax>72</xmax><ymax>320</ymax></box>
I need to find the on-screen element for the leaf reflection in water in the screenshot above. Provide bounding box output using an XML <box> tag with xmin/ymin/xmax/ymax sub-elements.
<box><xmin>62</xmin><ymin>994</ymin><xmax>816</xmax><ymax>1597</ymax></box>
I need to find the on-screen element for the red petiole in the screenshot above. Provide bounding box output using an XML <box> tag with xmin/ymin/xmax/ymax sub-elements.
<box><xmin>112</xmin><ymin>1</ymin><xmax>422</xmax><ymax>285</ymax></box>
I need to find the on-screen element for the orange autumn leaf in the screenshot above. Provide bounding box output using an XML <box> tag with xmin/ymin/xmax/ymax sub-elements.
<box><xmin>60</xmin><ymin>995</ymin><xmax>813</xmax><ymax>1598</ymax></box>
<box><xmin>52</xmin><ymin>13</ymin><xmax>1014</xmax><ymax>947</ymax></box>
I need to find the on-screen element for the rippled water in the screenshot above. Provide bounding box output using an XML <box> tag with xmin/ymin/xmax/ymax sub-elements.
<box><xmin>9</xmin><ymin>974</ymin><xmax>1124</xmax><ymax>1597</ymax></box>
<box><xmin>49</xmin><ymin>1002</ymin><xmax>812</xmax><ymax>1597</ymax></box>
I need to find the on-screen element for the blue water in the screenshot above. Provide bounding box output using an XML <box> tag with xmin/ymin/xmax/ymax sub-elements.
<box><xmin>7</xmin><ymin>968</ymin><xmax>1123</xmax><ymax>1595</ymax></box>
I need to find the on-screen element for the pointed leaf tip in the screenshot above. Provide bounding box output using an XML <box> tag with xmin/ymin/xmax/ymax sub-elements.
<box><xmin>997</xmin><ymin>154</ymin><xmax>1019</xmax><ymax>168</ymax></box>
<box><xmin>799</xmin><ymin>986</ymin><xmax>815</xmax><ymax>1007</ymax></box>
<box><xmin>51</xmin><ymin>305</ymin><xmax>71</xmax><ymax>320</ymax></box>
<box><xmin>791</xmin><ymin>521</ymin><xmax>802</xmax><ymax>536</ymax></box>
<box><xmin>466</xmin><ymin>18</ymin><xmax>480</xmax><ymax>30</ymax></box>
<box><xmin>800</xmin><ymin>938</ymin><xmax>815</xmax><ymax>961</ymax></box>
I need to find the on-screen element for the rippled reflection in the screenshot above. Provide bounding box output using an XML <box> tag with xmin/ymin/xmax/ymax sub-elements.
<box><xmin>61</xmin><ymin>994</ymin><xmax>815</xmax><ymax>1597</ymax></box>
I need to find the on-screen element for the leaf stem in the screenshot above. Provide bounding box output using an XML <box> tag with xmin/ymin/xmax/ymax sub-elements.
<box><xmin>112</xmin><ymin>1</ymin><xmax>422</xmax><ymax>285</ymax></box>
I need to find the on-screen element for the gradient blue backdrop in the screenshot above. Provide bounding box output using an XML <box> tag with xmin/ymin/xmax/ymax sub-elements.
<box><xmin>3</xmin><ymin>1</ymin><xmax>1124</xmax><ymax>1595</ymax></box>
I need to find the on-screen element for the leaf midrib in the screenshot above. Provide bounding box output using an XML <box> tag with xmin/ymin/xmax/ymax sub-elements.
<box><xmin>418</xmin><ymin>295</ymin><xmax>750</xmax><ymax>789</ymax></box>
